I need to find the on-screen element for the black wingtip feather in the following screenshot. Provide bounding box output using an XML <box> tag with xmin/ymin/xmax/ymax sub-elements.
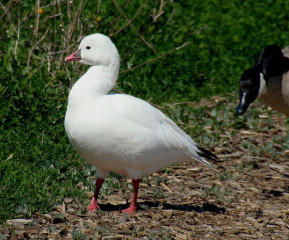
<box><xmin>197</xmin><ymin>146</ymin><xmax>218</xmax><ymax>163</ymax></box>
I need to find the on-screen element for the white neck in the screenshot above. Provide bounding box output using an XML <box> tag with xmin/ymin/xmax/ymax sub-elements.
<box><xmin>68</xmin><ymin>57</ymin><xmax>120</xmax><ymax>106</ymax></box>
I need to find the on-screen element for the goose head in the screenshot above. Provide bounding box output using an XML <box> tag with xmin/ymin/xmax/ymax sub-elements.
<box><xmin>65</xmin><ymin>33</ymin><xmax>119</xmax><ymax>66</ymax></box>
<box><xmin>236</xmin><ymin>44</ymin><xmax>287</xmax><ymax>115</ymax></box>
<box><xmin>236</xmin><ymin>66</ymin><xmax>262</xmax><ymax>115</ymax></box>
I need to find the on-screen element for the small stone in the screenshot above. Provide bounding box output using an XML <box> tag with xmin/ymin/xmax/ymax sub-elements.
<box><xmin>40</xmin><ymin>229</ymin><xmax>49</xmax><ymax>234</ymax></box>
<box><xmin>6</xmin><ymin>219</ymin><xmax>32</xmax><ymax>226</ymax></box>
<box><xmin>64</xmin><ymin>198</ymin><xmax>73</xmax><ymax>203</ymax></box>
<box><xmin>43</xmin><ymin>214</ymin><xmax>52</xmax><ymax>220</ymax></box>
<box><xmin>187</xmin><ymin>167</ymin><xmax>202</xmax><ymax>172</ymax></box>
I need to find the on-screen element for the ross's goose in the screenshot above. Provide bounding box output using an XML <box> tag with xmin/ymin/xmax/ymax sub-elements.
<box><xmin>64</xmin><ymin>33</ymin><xmax>217</xmax><ymax>213</ymax></box>
<box><xmin>237</xmin><ymin>44</ymin><xmax>289</xmax><ymax>116</ymax></box>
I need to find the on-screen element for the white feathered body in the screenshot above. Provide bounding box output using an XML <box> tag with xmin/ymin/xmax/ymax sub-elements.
<box><xmin>65</xmin><ymin>70</ymin><xmax>209</xmax><ymax>179</ymax></box>
<box><xmin>65</xmin><ymin>95</ymin><xmax>209</xmax><ymax>179</ymax></box>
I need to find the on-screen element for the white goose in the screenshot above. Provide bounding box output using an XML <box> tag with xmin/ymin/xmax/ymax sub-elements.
<box><xmin>65</xmin><ymin>33</ymin><xmax>217</xmax><ymax>213</ymax></box>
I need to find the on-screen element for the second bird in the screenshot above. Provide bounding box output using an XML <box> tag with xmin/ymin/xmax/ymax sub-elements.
<box><xmin>237</xmin><ymin>44</ymin><xmax>289</xmax><ymax>116</ymax></box>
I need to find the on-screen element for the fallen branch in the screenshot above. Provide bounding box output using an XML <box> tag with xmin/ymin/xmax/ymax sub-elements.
<box><xmin>33</xmin><ymin>0</ymin><xmax>40</xmax><ymax>38</ymax></box>
<box><xmin>14</xmin><ymin>1</ymin><xmax>21</xmax><ymax>56</ymax></box>
<box><xmin>120</xmin><ymin>41</ymin><xmax>192</xmax><ymax>74</ymax></box>
<box><xmin>27</xmin><ymin>27</ymin><xmax>50</xmax><ymax>72</ymax></box>
<box><xmin>165</xmin><ymin>101</ymin><xmax>194</xmax><ymax>106</ymax></box>
<box><xmin>0</xmin><ymin>1</ymin><xmax>12</xmax><ymax>23</ymax></box>
<box><xmin>225</xmin><ymin>93</ymin><xmax>238</xmax><ymax>98</ymax></box>
<box><xmin>109</xmin><ymin>0</ymin><xmax>130</xmax><ymax>34</ymax></box>
<box><xmin>110</xmin><ymin>0</ymin><xmax>148</xmax><ymax>37</ymax></box>
<box><xmin>57</xmin><ymin>0</ymin><xmax>84</xmax><ymax>70</ymax></box>
<box><xmin>152</xmin><ymin>0</ymin><xmax>165</xmax><ymax>22</ymax></box>
<box><xmin>217</xmin><ymin>152</ymin><xmax>243</xmax><ymax>159</ymax></box>
<box><xmin>113</xmin><ymin>0</ymin><xmax>156</xmax><ymax>54</ymax></box>
<box><xmin>160</xmin><ymin>182</ymin><xmax>173</xmax><ymax>193</ymax></box>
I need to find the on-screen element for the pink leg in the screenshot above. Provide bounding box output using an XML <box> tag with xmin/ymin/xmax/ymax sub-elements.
<box><xmin>88</xmin><ymin>178</ymin><xmax>104</xmax><ymax>211</ymax></box>
<box><xmin>121</xmin><ymin>179</ymin><xmax>140</xmax><ymax>213</ymax></box>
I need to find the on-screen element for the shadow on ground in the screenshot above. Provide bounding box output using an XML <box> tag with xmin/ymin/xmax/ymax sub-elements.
<box><xmin>98</xmin><ymin>201</ymin><xmax>226</xmax><ymax>213</ymax></box>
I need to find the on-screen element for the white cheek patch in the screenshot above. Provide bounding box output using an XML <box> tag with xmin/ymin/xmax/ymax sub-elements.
<box><xmin>259</xmin><ymin>73</ymin><xmax>267</xmax><ymax>95</ymax></box>
<box><xmin>241</xmin><ymin>92</ymin><xmax>247</xmax><ymax>106</ymax></box>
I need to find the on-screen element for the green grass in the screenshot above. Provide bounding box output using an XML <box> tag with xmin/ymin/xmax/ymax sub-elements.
<box><xmin>1</xmin><ymin>0</ymin><xmax>289</xmax><ymax>223</ymax></box>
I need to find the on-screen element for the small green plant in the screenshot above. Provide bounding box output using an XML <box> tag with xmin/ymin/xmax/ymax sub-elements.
<box><xmin>7</xmin><ymin>225</ymin><xmax>16</xmax><ymax>236</ymax></box>
<box><xmin>217</xmin><ymin>171</ymin><xmax>234</xmax><ymax>182</ymax></box>
<box><xmin>71</xmin><ymin>229</ymin><xmax>87</xmax><ymax>240</ymax></box>
<box><xmin>95</xmin><ymin>225</ymin><xmax>114</xmax><ymax>238</ymax></box>
<box><xmin>152</xmin><ymin>186</ymin><xmax>164</xmax><ymax>198</ymax></box>
<box><xmin>202</xmin><ymin>185</ymin><xmax>232</xmax><ymax>204</ymax></box>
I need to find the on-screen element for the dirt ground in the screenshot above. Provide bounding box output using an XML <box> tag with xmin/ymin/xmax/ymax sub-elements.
<box><xmin>1</xmin><ymin>98</ymin><xmax>289</xmax><ymax>239</ymax></box>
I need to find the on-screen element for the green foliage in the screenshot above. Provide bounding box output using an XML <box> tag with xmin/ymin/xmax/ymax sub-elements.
<box><xmin>202</xmin><ymin>184</ymin><xmax>232</xmax><ymax>204</ymax></box>
<box><xmin>1</xmin><ymin>0</ymin><xmax>289</xmax><ymax>223</ymax></box>
<box><xmin>71</xmin><ymin>229</ymin><xmax>88</xmax><ymax>240</ymax></box>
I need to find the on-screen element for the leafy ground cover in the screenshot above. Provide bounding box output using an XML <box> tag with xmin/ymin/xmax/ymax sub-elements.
<box><xmin>1</xmin><ymin>0</ymin><xmax>289</xmax><ymax>238</ymax></box>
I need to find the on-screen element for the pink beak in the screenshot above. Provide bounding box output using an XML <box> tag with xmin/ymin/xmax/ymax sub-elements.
<box><xmin>65</xmin><ymin>49</ymin><xmax>81</xmax><ymax>61</ymax></box>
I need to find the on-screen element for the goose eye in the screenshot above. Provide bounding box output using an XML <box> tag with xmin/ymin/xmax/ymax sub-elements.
<box><xmin>86</xmin><ymin>46</ymin><xmax>91</xmax><ymax>50</ymax></box>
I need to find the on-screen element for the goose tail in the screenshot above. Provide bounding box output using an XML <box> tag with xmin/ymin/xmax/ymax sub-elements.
<box><xmin>196</xmin><ymin>145</ymin><xmax>218</xmax><ymax>167</ymax></box>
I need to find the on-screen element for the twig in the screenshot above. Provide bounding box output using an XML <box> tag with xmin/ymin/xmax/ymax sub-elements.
<box><xmin>66</xmin><ymin>0</ymin><xmax>72</xmax><ymax>23</ymax></box>
<box><xmin>34</xmin><ymin>0</ymin><xmax>40</xmax><ymax>38</ymax></box>
<box><xmin>113</xmin><ymin>0</ymin><xmax>156</xmax><ymax>54</ymax></box>
<box><xmin>152</xmin><ymin>0</ymin><xmax>165</xmax><ymax>22</ymax></box>
<box><xmin>176</xmin><ymin>22</ymin><xmax>195</xmax><ymax>33</ymax></box>
<box><xmin>4</xmin><ymin>154</ymin><xmax>13</xmax><ymax>162</ymax></box>
<box><xmin>57</xmin><ymin>0</ymin><xmax>84</xmax><ymax>70</ymax></box>
<box><xmin>160</xmin><ymin>182</ymin><xmax>173</xmax><ymax>193</ymax></box>
<box><xmin>217</xmin><ymin>152</ymin><xmax>243</xmax><ymax>159</ymax></box>
<box><xmin>14</xmin><ymin>0</ymin><xmax>21</xmax><ymax>56</ymax></box>
<box><xmin>109</xmin><ymin>0</ymin><xmax>131</xmax><ymax>35</ymax></box>
<box><xmin>96</xmin><ymin>0</ymin><xmax>101</xmax><ymax>15</ymax></box>
<box><xmin>120</xmin><ymin>2</ymin><xmax>181</xmax><ymax>62</ymax></box>
<box><xmin>48</xmin><ymin>14</ymin><xmax>60</xmax><ymax>19</ymax></box>
<box><xmin>27</xmin><ymin>27</ymin><xmax>50</xmax><ymax>72</ymax></box>
<box><xmin>47</xmin><ymin>44</ymin><xmax>51</xmax><ymax>73</ymax></box>
<box><xmin>167</xmin><ymin>2</ymin><xmax>175</xmax><ymax>22</ymax></box>
<box><xmin>110</xmin><ymin>0</ymin><xmax>148</xmax><ymax>37</ymax></box>
<box><xmin>245</xmin><ymin>156</ymin><xmax>269</xmax><ymax>160</ymax></box>
<box><xmin>165</xmin><ymin>101</ymin><xmax>194</xmax><ymax>106</ymax></box>
<box><xmin>120</xmin><ymin>41</ymin><xmax>192</xmax><ymax>74</ymax></box>
<box><xmin>52</xmin><ymin>0</ymin><xmax>57</xmax><ymax>53</ymax></box>
<box><xmin>56</xmin><ymin>0</ymin><xmax>66</xmax><ymax>35</ymax></box>
<box><xmin>41</xmin><ymin>0</ymin><xmax>66</xmax><ymax>9</ymax></box>
<box><xmin>65</xmin><ymin>65</ymin><xmax>74</xmax><ymax>88</ymax></box>
<box><xmin>225</xmin><ymin>93</ymin><xmax>238</xmax><ymax>98</ymax></box>
<box><xmin>0</xmin><ymin>184</ymin><xmax>7</xmax><ymax>193</ymax></box>
<box><xmin>0</xmin><ymin>1</ymin><xmax>12</xmax><ymax>23</ymax></box>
